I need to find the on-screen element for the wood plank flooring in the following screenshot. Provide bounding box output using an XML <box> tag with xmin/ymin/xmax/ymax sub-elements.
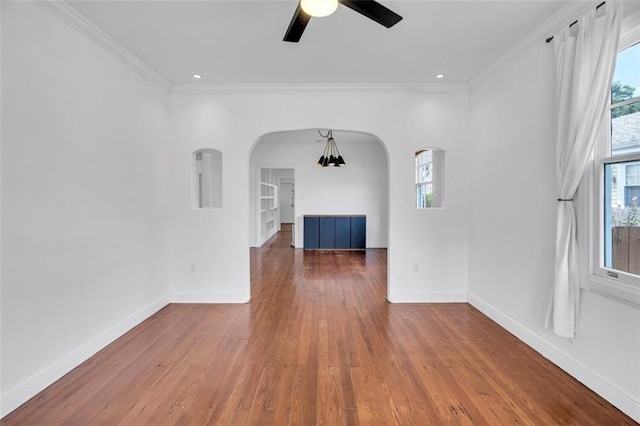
<box><xmin>2</xmin><ymin>226</ymin><xmax>635</xmax><ymax>425</ymax></box>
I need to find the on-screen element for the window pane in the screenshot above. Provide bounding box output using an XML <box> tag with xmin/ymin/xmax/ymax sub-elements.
<box><xmin>604</xmin><ymin>161</ymin><xmax>640</xmax><ymax>274</ymax></box>
<box><xmin>611</xmin><ymin>42</ymin><xmax>640</xmax><ymax>105</ymax></box>
<box><xmin>415</xmin><ymin>148</ymin><xmax>444</xmax><ymax>209</ymax></box>
<box><xmin>418</xmin><ymin>163</ymin><xmax>431</xmax><ymax>183</ymax></box>
<box><xmin>612</xmin><ymin>101</ymin><xmax>640</xmax><ymax>119</ymax></box>
<box><xmin>417</xmin><ymin>184</ymin><xmax>425</xmax><ymax>208</ymax></box>
<box><xmin>611</xmin><ymin>102</ymin><xmax>640</xmax><ymax>156</ymax></box>
<box><xmin>416</xmin><ymin>183</ymin><xmax>433</xmax><ymax>208</ymax></box>
<box><xmin>416</xmin><ymin>150</ymin><xmax>429</xmax><ymax>165</ymax></box>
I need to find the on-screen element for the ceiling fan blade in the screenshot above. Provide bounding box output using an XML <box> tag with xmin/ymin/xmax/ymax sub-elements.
<box><xmin>339</xmin><ymin>0</ymin><xmax>402</xmax><ymax>28</ymax></box>
<box><xmin>283</xmin><ymin>2</ymin><xmax>311</xmax><ymax>43</ymax></box>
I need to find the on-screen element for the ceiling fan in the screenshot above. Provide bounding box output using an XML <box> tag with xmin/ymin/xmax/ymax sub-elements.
<box><xmin>283</xmin><ymin>0</ymin><xmax>403</xmax><ymax>43</ymax></box>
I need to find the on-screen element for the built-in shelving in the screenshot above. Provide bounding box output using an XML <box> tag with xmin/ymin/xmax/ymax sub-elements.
<box><xmin>259</xmin><ymin>177</ymin><xmax>279</xmax><ymax>242</ymax></box>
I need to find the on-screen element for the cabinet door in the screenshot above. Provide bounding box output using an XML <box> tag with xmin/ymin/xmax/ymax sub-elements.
<box><xmin>334</xmin><ymin>217</ymin><xmax>351</xmax><ymax>249</ymax></box>
<box><xmin>304</xmin><ymin>216</ymin><xmax>319</xmax><ymax>249</ymax></box>
<box><xmin>319</xmin><ymin>217</ymin><xmax>335</xmax><ymax>249</ymax></box>
<box><xmin>350</xmin><ymin>216</ymin><xmax>366</xmax><ymax>249</ymax></box>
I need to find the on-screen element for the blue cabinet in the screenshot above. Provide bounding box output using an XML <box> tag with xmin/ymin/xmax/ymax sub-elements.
<box><xmin>334</xmin><ymin>217</ymin><xmax>351</xmax><ymax>249</ymax></box>
<box><xmin>303</xmin><ymin>216</ymin><xmax>319</xmax><ymax>249</ymax></box>
<box><xmin>319</xmin><ymin>217</ymin><xmax>335</xmax><ymax>248</ymax></box>
<box><xmin>350</xmin><ymin>216</ymin><xmax>366</xmax><ymax>249</ymax></box>
<box><xmin>303</xmin><ymin>215</ymin><xmax>366</xmax><ymax>250</ymax></box>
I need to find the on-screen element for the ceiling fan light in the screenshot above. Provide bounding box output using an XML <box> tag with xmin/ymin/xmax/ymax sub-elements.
<box><xmin>317</xmin><ymin>155</ymin><xmax>325</xmax><ymax>166</ymax></box>
<box><xmin>300</xmin><ymin>0</ymin><xmax>338</xmax><ymax>17</ymax></box>
<box><xmin>337</xmin><ymin>155</ymin><xmax>346</xmax><ymax>166</ymax></box>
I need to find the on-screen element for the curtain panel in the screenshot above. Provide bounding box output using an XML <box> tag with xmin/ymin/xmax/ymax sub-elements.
<box><xmin>546</xmin><ymin>1</ymin><xmax>622</xmax><ymax>338</ymax></box>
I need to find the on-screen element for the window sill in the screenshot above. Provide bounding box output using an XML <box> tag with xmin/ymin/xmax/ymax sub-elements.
<box><xmin>584</xmin><ymin>274</ymin><xmax>640</xmax><ymax>308</ymax></box>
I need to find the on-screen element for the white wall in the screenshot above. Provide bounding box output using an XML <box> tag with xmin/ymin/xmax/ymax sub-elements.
<box><xmin>1</xmin><ymin>0</ymin><xmax>470</xmax><ymax>416</ymax></box>
<box><xmin>167</xmin><ymin>90</ymin><xmax>470</xmax><ymax>303</ymax></box>
<box><xmin>468</xmin><ymin>40</ymin><xmax>640</xmax><ymax>420</ymax></box>
<box><xmin>6</xmin><ymin>0</ymin><xmax>636</xmax><ymax>421</ymax></box>
<box><xmin>4</xmin><ymin>0</ymin><xmax>637</xmax><ymax>421</ymax></box>
<box><xmin>1</xmin><ymin>2</ymin><xmax>169</xmax><ymax>416</ymax></box>
<box><xmin>249</xmin><ymin>133</ymin><xmax>388</xmax><ymax>248</ymax></box>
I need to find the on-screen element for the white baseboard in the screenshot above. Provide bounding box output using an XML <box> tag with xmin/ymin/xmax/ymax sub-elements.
<box><xmin>7</xmin><ymin>290</ymin><xmax>634</xmax><ymax>422</ymax></box>
<box><xmin>0</xmin><ymin>294</ymin><xmax>171</xmax><ymax>418</ymax></box>
<box><xmin>387</xmin><ymin>291</ymin><xmax>467</xmax><ymax>303</ymax></box>
<box><xmin>0</xmin><ymin>290</ymin><xmax>248</xmax><ymax>419</ymax></box>
<box><xmin>366</xmin><ymin>241</ymin><xmax>387</xmax><ymax>249</ymax></box>
<box><xmin>171</xmin><ymin>291</ymin><xmax>250</xmax><ymax>304</ymax></box>
<box><xmin>468</xmin><ymin>293</ymin><xmax>640</xmax><ymax>423</ymax></box>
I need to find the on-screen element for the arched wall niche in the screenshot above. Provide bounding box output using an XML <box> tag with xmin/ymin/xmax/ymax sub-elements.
<box><xmin>192</xmin><ymin>148</ymin><xmax>223</xmax><ymax>209</ymax></box>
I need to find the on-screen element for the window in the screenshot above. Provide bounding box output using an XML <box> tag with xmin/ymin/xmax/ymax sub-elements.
<box><xmin>415</xmin><ymin>148</ymin><xmax>444</xmax><ymax>208</ymax></box>
<box><xmin>415</xmin><ymin>150</ymin><xmax>433</xmax><ymax>208</ymax></box>
<box><xmin>591</xmin><ymin>14</ymin><xmax>640</xmax><ymax>305</ymax></box>
<box><xmin>193</xmin><ymin>149</ymin><xmax>222</xmax><ymax>209</ymax></box>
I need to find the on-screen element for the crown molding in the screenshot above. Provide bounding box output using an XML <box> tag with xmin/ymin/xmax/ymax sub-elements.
<box><xmin>170</xmin><ymin>82</ymin><xmax>468</xmax><ymax>95</ymax></box>
<box><xmin>35</xmin><ymin>1</ymin><xmax>467</xmax><ymax>96</ymax></box>
<box><xmin>36</xmin><ymin>0</ymin><xmax>172</xmax><ymax>93</ymax></box>
<box><xmin>468</xmin><ymin>0</ymin><xmax>597</xmax><ymax>91</ymax></box>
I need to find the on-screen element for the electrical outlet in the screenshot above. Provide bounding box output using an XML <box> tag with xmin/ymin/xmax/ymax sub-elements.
<box><xmin>190</xmin><ymin>263</ymin><xmax>196</xmax><ymax>273</ymax></box>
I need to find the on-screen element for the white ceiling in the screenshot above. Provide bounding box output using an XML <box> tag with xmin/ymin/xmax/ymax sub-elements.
<box><xmin>67</xmin><ymin>0</ymin><xmax>570</xmax><ymax>85</ymax></box>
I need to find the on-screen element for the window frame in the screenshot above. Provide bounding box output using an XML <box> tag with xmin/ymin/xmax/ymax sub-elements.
<box><xmin>593</xmin><ymin>154</ymin><xmax>640</xmax><ymax>287</ymax></box>
<box><xmin>586</xmin><ymin>7</ymin><xmax>640</xmax><ymax>307</ymax></box>
<box><xmin>415</xmin><ymin>149</ymin><xmax>434</xmax><ymax>209</ymax></box>
<box><xmin>415</xmin><ymin>148</ymin><xmax>445</xmax><ymax>209</ymax></box>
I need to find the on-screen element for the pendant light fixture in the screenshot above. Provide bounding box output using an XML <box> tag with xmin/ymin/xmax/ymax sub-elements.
<box><xmin>317</xmin><ymin>130</ymin><xmax>346</xmax><ymax>167</ymax></box>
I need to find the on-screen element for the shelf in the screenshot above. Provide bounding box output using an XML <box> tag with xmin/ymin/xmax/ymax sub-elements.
<box><xmin>258</xmin><ymin>174</ymin><xmax>279</xmax><ymax>243</ymax></box>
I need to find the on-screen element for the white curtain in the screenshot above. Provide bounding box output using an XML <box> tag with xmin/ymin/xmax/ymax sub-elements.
<box><xmin>546</xmin><ymin>1</ymin><xmax>622</xmax><ymax>338</ymax></box>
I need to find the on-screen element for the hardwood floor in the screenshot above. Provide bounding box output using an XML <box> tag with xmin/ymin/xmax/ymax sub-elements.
<box><xmin>3</xmin><ymin>227</ymin><xmax>635</xmax><ymax>425</ymax></box>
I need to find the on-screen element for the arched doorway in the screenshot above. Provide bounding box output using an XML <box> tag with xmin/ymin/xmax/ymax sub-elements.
<box><xmin>248</xmin><ymin>128</ymin><xmax>389</xmax><ymax>299</ymax></box>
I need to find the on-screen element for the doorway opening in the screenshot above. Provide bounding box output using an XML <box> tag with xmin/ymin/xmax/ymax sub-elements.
<box><xmin>255</xmin><ymin>167</ymin><xmax>295</xmax><ymax>248</ymax></box>
<box><xmin>249</xmin><ymin>129</ymin><xmax>389</xmax><ymax>300</ymax></box>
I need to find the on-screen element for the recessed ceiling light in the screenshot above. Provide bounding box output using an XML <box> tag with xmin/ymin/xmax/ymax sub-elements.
<box><xmin>192</xmin><ymin>74</ymin><xmax>202</xmax><ymax>79</ymax></box>
<box><xmin>435</xmin><ymin>73</ymin><xmax>445</xmax><ymax>79</ymax></box>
